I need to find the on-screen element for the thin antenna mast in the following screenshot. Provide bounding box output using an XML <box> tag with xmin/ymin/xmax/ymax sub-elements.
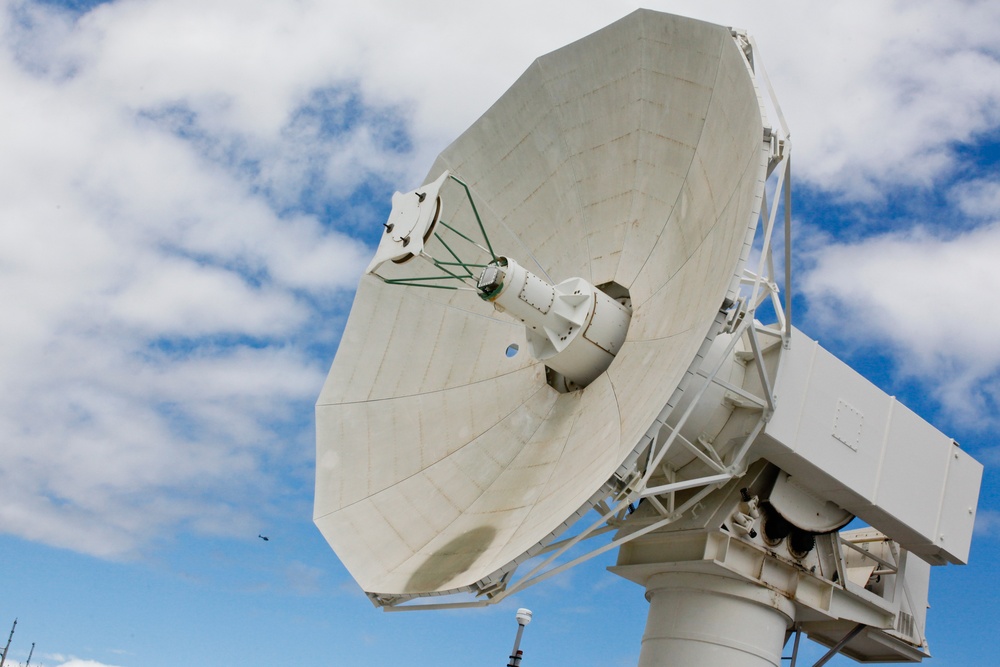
<box><xmin>25</xmin><ymin>642</ymin><xmax>35</xmax><ymax>667</ymax></box>
<box><xmin>0</xmin><ymin>618</ymin><xmax>16</xmax><ymax>667</ymax></box>
<box><xmin>506</xmin><ymin>609</ymin><xmax>532</xmax><ymax>667</ymax></box>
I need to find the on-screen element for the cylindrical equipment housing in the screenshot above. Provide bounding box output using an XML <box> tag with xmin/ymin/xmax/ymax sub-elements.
<box><xmin>479</xmin><ymin>257</ymin><xmax>630</xmax><ymax>388</ymax></box>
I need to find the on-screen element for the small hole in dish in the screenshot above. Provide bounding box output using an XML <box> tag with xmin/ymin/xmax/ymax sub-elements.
<box><xmin>505</xmin><ymin>343</ymin><xmax>519</xmax><ymax>358</ymax></box>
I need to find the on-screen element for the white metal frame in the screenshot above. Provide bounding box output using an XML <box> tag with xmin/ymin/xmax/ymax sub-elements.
<box><xmin>782</xmin><ymin>530</ymin><xmax>925</xmax><ymax>665</ymax></box>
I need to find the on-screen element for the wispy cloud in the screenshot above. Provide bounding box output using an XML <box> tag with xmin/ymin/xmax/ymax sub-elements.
<box><xmin>755</xmin><ymin>0</ymin><xmax>1000</xmax><ymax>198</ymax></box>
<box><xmin>974</xmin><ymin>509</ymin><xmax>1000</xmax><ymax>537</ymax></box>
<box><xmin>0</xmin><ymin>0</ymin><xmax>381</xmax><ymax>557</ymax></box>
<box><xmin>800</xmin><ymin>216</ymin><xmax>1000</xmax><ymax>430</ymax></box>
<box><xmin>53</xmin><ymin>660</ymin><xmax>126</xmax><ymax>667</ymax></box>
<box><xmin>2</xmin><ymin>0</ymin><xmax>999</xmax><ymax>562</ymax></box>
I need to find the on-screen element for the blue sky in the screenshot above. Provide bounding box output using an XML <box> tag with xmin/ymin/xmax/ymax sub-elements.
<box><xmin>0</xmin><ymin>0</ymin><xmax>998</xmax><ymax>665</ymax></box>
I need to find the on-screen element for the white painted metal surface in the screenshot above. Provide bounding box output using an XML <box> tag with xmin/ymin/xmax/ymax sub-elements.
<box><xmin>612</xmin><ymin>465</ymin><xmax>937</xmax><ymax>664</ymax></box>
<box><xmin>315</xmin><ymin>8</ymin><xmax>983</xmax><ymax>666</ymax></box>
<box><xmin>366</xmin><ymin>170</ymin><xmax>450</xmax><ymax>273</ymax></box>
<box><xmin>769</xmin><ymin>469</ymin><xmax>854</xmax><ymax>534</ymax></box>
<box><xmin>479</xmin><ymin>256</ymin><xmax>631</xmax><ymax>388</ymax></box>
<box><xmin>755</xmin><ymin>328</ymin><xmax>983</xmax><ymax>565</ymax></box>
<box><xmin>315</xmin><ymin>9</ymin><xmax>769</xmax><ymax>599</ymax></box>
<box><xmin>638</xmin><ymin>573</ymin><xmax>794</xmax><ymax>667</ymax></box>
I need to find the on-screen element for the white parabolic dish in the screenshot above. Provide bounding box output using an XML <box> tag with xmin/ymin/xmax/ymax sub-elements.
<box><xmin>315</xmin><ymin>10</ymin><xmax>768</xmax><ymax>598</ymax></box>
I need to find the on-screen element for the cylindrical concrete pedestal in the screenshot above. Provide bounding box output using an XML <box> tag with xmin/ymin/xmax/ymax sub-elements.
<box><xmin>638</xmin><ymin>572</ymin><xmax>795</xmax><ymax>667</ymax></box>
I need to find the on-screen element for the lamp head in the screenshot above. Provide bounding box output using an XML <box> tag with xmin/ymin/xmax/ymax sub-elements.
<box><xmin>515</xmin><ymin>608</ymin><xmax>533</xmax><ymax>626</ymax></box>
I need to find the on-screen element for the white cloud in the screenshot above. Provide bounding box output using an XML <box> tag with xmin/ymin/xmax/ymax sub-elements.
<box><xmin>0</xmin><ymin>340</ymin><xmax>323</xmax><ymax>556</ymax></box>
<box><xmin>954</xmin><ymin>176</ymin><xmax>1000</xmax><ymax>219</ymax></box>
<box><xmin>13</xmin><ymin>0</ymin><xmax>1000</xmax><ymax>193</ymax></box>
<box><xmin>285</xmin><ymin>560</ymin><xmax>325</xmax><ymax>595</ymax></box>
<box><xmin>800</xmin><ymin>220</ymin><xmax>1000</xmax><ymax>426</ymax></box>
<box><xmin>732</xmin><ymin>0</ymin><xmax>1000</xmax><ymax>198</ymax></box>
<box><xmin>53</xmin><ymin>660</ymin><xmax>126</xmax><ymax>667</ymax></box>
<box><xmin>0</xmin><ymin>0</ymin><xmax>374</xmax><ymax>557</ymax></box>
<box><xmin>1</xmin><ymin>0</ymin><xmax>999</xmax><ymax>558</ymax></box>
<box><xmin>974</xmin><ymin>509</ymin><xmax>1000</xmax><ymax>537</ymax></box>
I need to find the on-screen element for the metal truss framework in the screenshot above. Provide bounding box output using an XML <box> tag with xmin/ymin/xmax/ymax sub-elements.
<box><xmin>782</xmin><ymin>529</ymin><xmax>926</xmax><ymax>665</ymax></box>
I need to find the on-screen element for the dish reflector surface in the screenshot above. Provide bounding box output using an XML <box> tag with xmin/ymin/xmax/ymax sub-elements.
<box><xmin>316</xmin><ymin>9</ymin><xmax>767</xmax><ymax>597</ymax></box>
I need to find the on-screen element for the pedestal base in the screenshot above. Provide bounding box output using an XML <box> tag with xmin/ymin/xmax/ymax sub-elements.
<box><xmin>637</xmin><ymin>572</ymin><xmax>794</xmax><ymax>667</ymax></box>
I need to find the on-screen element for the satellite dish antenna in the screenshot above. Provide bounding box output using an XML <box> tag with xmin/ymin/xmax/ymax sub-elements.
<box><xmin>316</xmin><ymin>10</ymin><xmax>982</xmax><ymax>665</ymax></box>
